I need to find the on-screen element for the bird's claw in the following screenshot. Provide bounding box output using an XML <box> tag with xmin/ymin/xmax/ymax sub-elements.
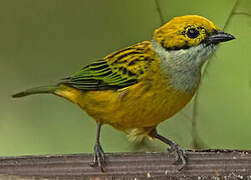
<box><xmin>167</xmin><ymin>143</ymin><xmax>187</xmax><ymax>171</ymax></box>
<box><xmin>90</xmin><ymin>143</ymin><xmax>105</xmax><ymax>172</ymax></box>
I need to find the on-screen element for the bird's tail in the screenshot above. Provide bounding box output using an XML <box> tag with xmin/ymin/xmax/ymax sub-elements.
<box><xmin>12</xmin><ymin>85</ymin><xmax>60</xmax><ymax>98</ymax></box>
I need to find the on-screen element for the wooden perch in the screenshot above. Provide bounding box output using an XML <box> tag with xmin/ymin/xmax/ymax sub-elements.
<box><xmin>0</xmin><ymin>150</ymin><xmax>250</xmax><ymax>179</ymax></box>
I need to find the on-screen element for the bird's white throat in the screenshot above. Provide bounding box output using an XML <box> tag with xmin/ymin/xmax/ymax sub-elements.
<box><xmin>152</xmin><ymin>39</ymin><xmax>217</xmax><ymax>92</ymax></box>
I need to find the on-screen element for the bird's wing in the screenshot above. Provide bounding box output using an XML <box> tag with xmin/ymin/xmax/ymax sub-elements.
<box><xmin>62</xmin><ymin>41</ymin><xmax>155</xmax><ymax>91</ymax></box>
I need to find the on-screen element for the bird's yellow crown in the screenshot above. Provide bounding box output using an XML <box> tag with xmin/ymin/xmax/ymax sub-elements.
<box><xmin>154</xmin><ymin>15</ymin><xmax>218</xmax><ymax>50</ymax></box>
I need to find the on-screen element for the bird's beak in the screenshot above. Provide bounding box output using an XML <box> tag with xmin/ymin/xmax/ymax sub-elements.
<box><xmin>206</xmin><ymin>31</ymin><xmax>235</xmax><ymax>45</ymax></box>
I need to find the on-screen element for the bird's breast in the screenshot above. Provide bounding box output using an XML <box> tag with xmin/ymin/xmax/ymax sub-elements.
<box><xmin>74</xmin><ymin>73</ymin><xmax>195</xmax><ymax>131</ymax></box>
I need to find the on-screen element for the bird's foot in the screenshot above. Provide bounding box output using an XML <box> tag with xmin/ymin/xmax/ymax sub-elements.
<box><xmin>168</xmin><ymin>143</ymin><xmax>187</xmax><ymax>170</ymax></box>
<box><xmin>90</xmin><ymin>143</ymin><xmax>105</xmax><ymax>172</ymax></box>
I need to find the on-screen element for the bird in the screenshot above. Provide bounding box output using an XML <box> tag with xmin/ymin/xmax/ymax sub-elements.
<box><xmin>12</xmin><ymin>15</ymin><xmax>235</xmax><ymax>171</ymax></box>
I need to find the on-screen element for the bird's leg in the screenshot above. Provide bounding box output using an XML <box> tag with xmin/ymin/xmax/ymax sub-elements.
<box><xmin>150</xmin><ymin>130</ymin><xmax>186</xmax><ymax>170</ymax></box>
<box><xmin>90</xmin><ymin>122</ymin><xmax>105</xmax><ymax>172</ymax></box>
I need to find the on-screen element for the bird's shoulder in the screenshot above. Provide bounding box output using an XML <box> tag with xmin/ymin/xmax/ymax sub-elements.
<box><xmin>104</xmin><ymin>40</ymin><xmax>159</xmax><ymax>77</ymax></box>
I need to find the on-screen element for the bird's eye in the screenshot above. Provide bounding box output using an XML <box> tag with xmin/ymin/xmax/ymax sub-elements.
<box><xmin>186</xmin><ymin>28</ymin><xmax>200</xmax><ymax>39</ymax></box>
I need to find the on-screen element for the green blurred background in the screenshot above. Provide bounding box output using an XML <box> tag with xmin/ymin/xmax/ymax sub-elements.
<box><xmin>1</xmin><ymin>0</ymin><xmax>250</xmax><ymax>156</ymax></box>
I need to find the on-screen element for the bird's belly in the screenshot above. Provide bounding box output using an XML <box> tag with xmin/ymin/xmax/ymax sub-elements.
<box><xmin>76</xmin><ymin>82</ymin><xmax>195</xmax><ymax>131</ymax></box>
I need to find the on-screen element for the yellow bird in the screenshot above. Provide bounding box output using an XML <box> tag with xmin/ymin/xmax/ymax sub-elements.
<box><xmin>13</xmin><ymin>15</ymin><xmax>235</xmax><ymax>171</ymax></box>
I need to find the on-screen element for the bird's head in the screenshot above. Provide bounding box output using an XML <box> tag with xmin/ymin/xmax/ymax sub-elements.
<box><xmin>153</xmin><ymin>15</ymin><xmax>235</xmax><ymax>68</ymax></box>
<box><xmin>154</xmin><ymin>15</ymin><xmax>234</xmax><ymax>50</ymax></box>
<box><xmin>152</xmin><ymin>15</ymin><xmax>235</xmax><ymax>92</ymax></box>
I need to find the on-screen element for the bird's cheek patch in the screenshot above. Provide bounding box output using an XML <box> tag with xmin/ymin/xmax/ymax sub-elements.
<box><xmin>187</xmin><ymin>38</ymin><xmax>201</xmax><ymax>47</ymax></box>
<box><xmin>161</xmin><ymin>34</ymin><xmax>189</xmax><ymax>50</ymax></box>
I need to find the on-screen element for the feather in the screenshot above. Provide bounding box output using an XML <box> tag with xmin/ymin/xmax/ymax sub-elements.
<box><xmin>62</xmin><ymin>41</ymin><xmax>155</xmax><ymax>91</ymax></box>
